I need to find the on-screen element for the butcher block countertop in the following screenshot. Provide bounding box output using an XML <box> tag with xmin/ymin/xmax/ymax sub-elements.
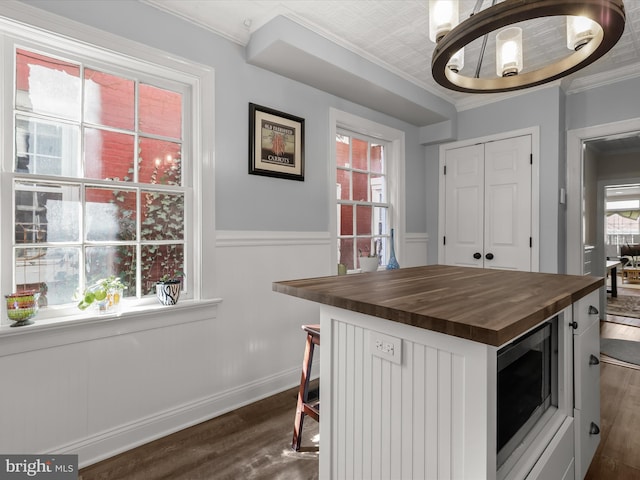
<box><xmin>273</xmin><ymin>265</ymin><xmax>604</xmax><ymax>347</ymax></box>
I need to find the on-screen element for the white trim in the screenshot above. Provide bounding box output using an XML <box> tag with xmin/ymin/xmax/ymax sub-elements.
<box><xmin>438</xmin><ymin>126</ymin><xmax>540</xmax><ymax>272</ymax></box>
<box><xmin>216</xmin><ymin>230</ymin><xmax>331</xmax><ymax>247</ymax></box>
<box><xmin>566</xmin><ymin>118</ymin><xmax>640</xmax><ymax>274</ymax></box>
<box><xmin>0</xmin><ymin>299</ymin><xmax>221</xmax><ymax>356</ymax></box>
<box><xmin>405</xmin><ymin>232</ymin><xmax>429</xmax><ymax>243</ymax></box>
<box><xmin>455</xmin><ymin>81</ymin><xmax>562</xmax><ymax>112</ymax></box>
<box><xmin>565</xmin><ymin>62</ymin><xmax>640</xmax><ymax>95</ymax></box>
<box><xmin>329</xmin><ymin>108</ymin><xmax>405</xmax><ymax>272</ymax></box>
<box><xmin>61</xmin><ymin>363</ymin><xmax>304</xmax><ymax>468</ymax></box>
<box><xmin>0</xmin><ymin>1</ymin><xmax>216</xmax><ymax>318</ymax></box>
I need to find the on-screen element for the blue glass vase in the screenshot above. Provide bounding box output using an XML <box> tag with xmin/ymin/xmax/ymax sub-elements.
<box><xmin>386</xmin><ymin>228</ymin><xmax>400</xmax><ymax>270</ymax></box>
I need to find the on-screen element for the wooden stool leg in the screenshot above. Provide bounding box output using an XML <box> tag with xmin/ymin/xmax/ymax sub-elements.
<box><xmin>292</xmin><ymin>332</ymin><xmax>315</xmax><ymax>451</ymax></box>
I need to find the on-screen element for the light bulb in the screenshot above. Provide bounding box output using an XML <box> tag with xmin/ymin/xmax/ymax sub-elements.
<box><xmin>429</xmin><ymin>1</ymin><xmax>459</xmax><ymax>43</ymax></box>
<box><xmin>447</xmin><ymin>48</ymin><xmax>464</xmax><ymax>73</ymax></box>
<box><xmin>567</xmin><ymin>16</ymin><xmax>599</xmax><ymax>50</ymax></box>
<box><xmin>496</xmin><ymin>27</ymin><xmax>523</xmax><ymax>77</ymax></box>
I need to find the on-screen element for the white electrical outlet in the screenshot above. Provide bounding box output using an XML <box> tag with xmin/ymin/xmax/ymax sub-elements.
<box><xmin>369</xmin><ymin>331</ymin><xmax>402</xmax><ymax>364</ymax></box>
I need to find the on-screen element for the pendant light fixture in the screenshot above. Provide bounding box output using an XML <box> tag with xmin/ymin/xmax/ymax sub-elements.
<box><xmin>429</xmin><ymin>0</ymin><xmax>626</xmax><ymax>93</ymax></box>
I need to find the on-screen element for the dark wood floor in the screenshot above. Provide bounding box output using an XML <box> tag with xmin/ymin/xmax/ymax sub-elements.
<box><xmin>79</xmin><ymin>381</ymin><xmax>319</xmax><ymax>480</ymax></box>
<box><xmin>80</xmin><ymin>289</ymin><xmax>640</xmax><ymax>480</ymax></box>
<box><xmin>585</xmin><ymin>285</ymin><xmax>640</xmax><ymax>480</ymax></box>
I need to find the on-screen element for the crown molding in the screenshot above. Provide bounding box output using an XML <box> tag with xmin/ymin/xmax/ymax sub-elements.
<box><xmin>454</xmin><ymin>80</ymin><xmax>562</xmax><ymax>112</ymax></box>
<box><xmin>565</xmin><ymin>61</ymin><xmax>640</xmax><ymax>95</ymax></box>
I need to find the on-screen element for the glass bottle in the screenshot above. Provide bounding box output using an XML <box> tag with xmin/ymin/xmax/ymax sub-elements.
<box><xmin>386</xmin><ymin>228</ymin><xmax>400</xmax><ymax>270</ymax></box>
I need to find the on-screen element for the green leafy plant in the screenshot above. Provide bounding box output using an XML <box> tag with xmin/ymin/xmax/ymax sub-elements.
<box><xmin>158</xmin><ymin>270</ymin><xmax>184</xmax><ymax>284</ymax></box>
<box><xmin>108</xmin><ymin>151</ymin><xmax>184</xmax><ymax>296</ymax></box>
<box><xmin>76</xmin><ymin>275</ymin><xmax>127</xmax><ymax>311</ymax></box>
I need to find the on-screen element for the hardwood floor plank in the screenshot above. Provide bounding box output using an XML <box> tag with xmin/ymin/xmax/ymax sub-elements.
<box><xmin>600</xmin><ymin>369</ymin><xmax>640</xmax><ymax>471</ymax></box>
<box><xmin>79</xmin><ymin>382</ymin><xmax>319</xmax><ymax>480</ymax></box>
<box><xmin>80</xmin><ymin>320</ymin><xmax>640</xmax><ymax>480</ymax></box>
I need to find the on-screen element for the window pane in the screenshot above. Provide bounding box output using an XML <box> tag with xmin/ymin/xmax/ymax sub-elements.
<box><xmin>85</xmin><ymin>245</ymin><xmax>136</xmax><ymax>296</ymax></box>
<box><xmin>84</xmin><ymin>68</ymin><xmax>134</xmax><ymax>130</ymax></box>
<box><xmin>141</xmin><ymin>244</ymin><xmax>183</xmax><ymax>294</ymax></box>
<box><xmin>337</xmin><ymin>169</ymin><xmax>350</xmax><ymax>200</ymax></box>
<box><xmin>371</xmin><ymin>174</ymin><xmax>387</xmax><ymax>203</ymax></box>
<box><xmin>353</xmin><ymin>172</ymin><xmax>368</xmax><ymax>201</ymax></box>
<box><xmin>85</xmin><ymin>187</ymin><xmax>137</xmax><ymax>241</ymax></box>
<box><xmin>15</xmin><ymin>116</ymin><xmax>79</xmax><ymax>176</ymax></box>
<box><xmin>374</xmin><ymin>206</ymin><xmax>388</xmax><ymax>236</ymax></box>
<box><xmin>371</xmin><ymin>144</ymin><xmax>384</xmax><ymax>174</ymax></box>
<box><xmin>352</xmin><ymin>138</ymin><xmax>368</xmax><ymax>170</ymax></box>
<box><xmin>141</xmin><ymin>191</ymin><xmax>184</xmax><ymax>241</ymax></box>
<box><xmin>139</xmin><ymin>137</ymin><xmax>182</xmax><ymax>186</ymax></box>
<box><xmin>139</xmin><ymin>83</ymin><xmax>182</xmax><ymax>138</ymax></box>
<box><xmin>338</xmin><ymin>238</ymin><xmax>354</xmax><ymax>270</ymax></box>
<box><xmin>336</xmin><ymin>134</ymin><xmax>350</xmax><ymax>167</ymax></box>
<box><xmin>15</xmin><ymin>181</ymin><xmax>81</xmax><ymax>244</ymax></box>
<box><xmin>15</xmin><ymin>49</ymin><xmax>81</xmax><ymax>121</ymax></box>
<box><xmin>15</xmin><ymin>246</ymin><xmax>80</xmax><ymax>307</ymax></box>
<box><xmin>357</xmin><ymin>237</ymin><xmax>373</xmax><ymax>258</ymax></box>
<box><xmin>356</xmin><ymin>205</ymin><xmax>372</xmax><ymax>235</ymax></box>
<box><xmin>339</xmin><ymin>204</ymin><xmax>353</xmax><ymax>236</ymax></box>
<box><xmin>84</xmin><ymin>128</ymin><xmax>135</xmax><ymax>181</ymax></box>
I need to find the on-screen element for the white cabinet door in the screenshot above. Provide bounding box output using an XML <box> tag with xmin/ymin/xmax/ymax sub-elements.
<box><xmin>572</xmin><ymin>290</ymin><xmax>601</xmax><ymax>480</ymax></box>
<box><xmin>484</xmin><ymin>136</ymin><xmax>532</xmax><ymax>271</ymax></box>
<box><xmin>444</xmin><ymin>135</ymin><xmax>532</xmax><ymax>271</ymax></box>
<box><xmin>444</xmin><ymin>143</ymin><xmax>484</xmax><ymax>267</ymax></box>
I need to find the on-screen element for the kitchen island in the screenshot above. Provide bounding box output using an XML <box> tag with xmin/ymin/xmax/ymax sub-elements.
<box><xmin>274</xmin><ymin>265</ymin><xmax>604</xmax><ymax>480</ymax></box>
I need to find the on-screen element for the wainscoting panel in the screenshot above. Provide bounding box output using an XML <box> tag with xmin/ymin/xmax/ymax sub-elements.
<box><xmin>322</xmin><ymin>307</ymin><xmax>494</xmax><ymax>480</ymax></box>
<box><xmin>1</xmin><ymin>229</ymin><xmax>429</xmax><ymax>468</ymax></box>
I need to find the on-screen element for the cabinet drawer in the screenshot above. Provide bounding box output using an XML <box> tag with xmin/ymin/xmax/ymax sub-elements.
<box><xmin>574</xmin><ymin>319</ymin><xmax>600</xmax><ymax>411</ymax></box>
<box><xmin>525</xmin><ymin>417</ymin><xmax>574</xmax><ymax>480</ymax></box>
<box><xmin>572</xmin><ymin>290</ymin><xmax>600</xmax><ymax>336</ymax></box>
<box><xmin>574</xmin><ymin>406</ymin><xmax>600</xmax><ymax>480</ymax></box>
<box><xmin>574</xmin><ymin>320</ymin><xmax>601</xmax><ymax>480</ymax></box>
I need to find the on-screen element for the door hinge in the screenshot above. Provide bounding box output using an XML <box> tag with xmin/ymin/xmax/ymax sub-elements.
<box><xmin>443</xmin><ymin>236</ymin><xmax>446</xmax><ymax>245</ymax></box>
<box><xmin>444</xmin><ymin>165</ymin><xmax>447</xmax><ymax>175</ymax></box>
<box><xmin>530</xmin><ymin>153</ymin><xmax>533</xmax><ymax>165</ymax></box>
<box><xmin>530</xmin><ymin>237</ymin><xmax>532</xmax><ymax>248</ymax></box>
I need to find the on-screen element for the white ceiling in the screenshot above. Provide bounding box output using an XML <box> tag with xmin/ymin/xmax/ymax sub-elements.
<box><xmin>143</xmin><ymin>0</ymin><xmax>640</xmax><ymax>106</ymax></box>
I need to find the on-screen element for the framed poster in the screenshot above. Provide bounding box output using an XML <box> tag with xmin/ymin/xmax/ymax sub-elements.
<box><xmin>249</xmin><ymin>103</ymin><xmax>305</xmax><ymax>181</ymax></box>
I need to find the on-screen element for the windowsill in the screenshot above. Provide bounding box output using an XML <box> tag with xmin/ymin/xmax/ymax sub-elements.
<box><xmin>0</xmin><ymin>298</ymin><xmax>223</xmax><ymax>356</ymax></box>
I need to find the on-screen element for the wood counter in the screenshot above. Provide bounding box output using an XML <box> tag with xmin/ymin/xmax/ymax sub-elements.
<box><xmin>273</xmin><ymin>264</ymin><xmax>603</xmax><ymax>346</ymax></box>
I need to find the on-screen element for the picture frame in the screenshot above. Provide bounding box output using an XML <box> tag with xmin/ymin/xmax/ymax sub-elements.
<box><xmin>249</xmin><ymin>103</ymin><xmax>305</xmax><ymax>181</ymax></box>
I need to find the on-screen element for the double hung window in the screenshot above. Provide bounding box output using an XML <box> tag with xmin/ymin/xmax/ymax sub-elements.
<box><xmin>2</xmin><ymin>23</ymin><xmax>201</xmax><ymax>321</ymax></box>
<box><xmin>336</xmin><ymin>129</ymin><xmax>391</xmax><ymax>271</ymax></box>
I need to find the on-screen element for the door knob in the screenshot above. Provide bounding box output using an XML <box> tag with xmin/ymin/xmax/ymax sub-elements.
<box><xmin>485</xmin><ymin>253</ymin><xmax>494</xmax><ymax>260</ymax></box>
<box><xmin>473</xmin><ymin>252</ymin><xmax>482</xmax><ymax>259</ymax></box>
<box><xmin>569</xmin><ymin>321</ymin><xmax>578</xmax><ymax>330</ymax></box>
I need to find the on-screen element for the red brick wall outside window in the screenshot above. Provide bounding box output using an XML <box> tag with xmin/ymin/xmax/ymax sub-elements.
<box><xmin>13</xmin><ymin>48</ymin><xmax>185</xmax><ymax>306</ymax></box>
<box><xmin>336</xmin><ymin>132</ymin><xmax>388</xmax><ymax>271</ymax></box>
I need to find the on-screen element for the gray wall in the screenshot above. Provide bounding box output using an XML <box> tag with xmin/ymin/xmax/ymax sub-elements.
<box><xmin>19</xmin><ymin>0</ymin><xmax>640</xmax><ymax>272</ymax></box>
<box><xmin>22</xmin><ymin>0</ymin><xmax>429</xmax><ymax>235</ymax></box>
<box><xmin>567</xmin><ymin>76</ymin><xmax>640</xmax><ymax>131</ymax></box>
<box><xmin>426</xmin><ymin>87</ymin><xmax>565</xmax><ymax>273</ymax></box>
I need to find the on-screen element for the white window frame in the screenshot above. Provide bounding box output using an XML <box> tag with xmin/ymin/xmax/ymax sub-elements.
<box><xmin>0</xmin><ymin>4</ymin><xmax>216</xmax><ymax>329</ymax></box>
<box><xmin>329</xmin><ymin>108</ymin><xmax>405</xmax><ymax>272</ymax></box>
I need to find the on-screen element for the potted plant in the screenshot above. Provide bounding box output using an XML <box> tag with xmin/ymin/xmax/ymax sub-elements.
<box><xmin>155</xmin><ymin>271</ymin><xmax>183</xmax><ymax>306</ymax></box>
<box><xmin>358</xmin><ymin>247</ymin><xmax>380</xmax><ymax>273</ymax></box>
<box><xmin>76</xmin><ymin>275</ymin><xmax>126</xmax><ymax>313</ymax></box>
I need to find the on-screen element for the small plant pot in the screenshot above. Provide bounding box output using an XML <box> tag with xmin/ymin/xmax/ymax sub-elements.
<box><xmin>5</xmin><ymin>290</ymin><xmax>40</xmax><ymax>327</ymax></box>
<box><xmin>156</xmin><ymin>280</ymin><xmax>181</xmax><ymax>306</ymax></box>
<box><xmin>359</xmin><ymin>256</ymin><xmax>380</xmax><ymax>273</ymax></box>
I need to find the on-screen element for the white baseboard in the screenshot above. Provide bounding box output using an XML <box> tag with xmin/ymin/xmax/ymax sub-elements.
<box><xmin>62</xmin><ymin>366</ymin><xmax>303</xmax><ymax>468</ymax></box>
